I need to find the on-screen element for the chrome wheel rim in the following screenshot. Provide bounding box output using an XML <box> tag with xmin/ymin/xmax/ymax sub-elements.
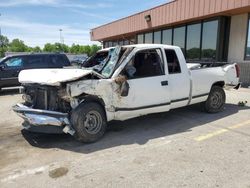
<box><xmin>210</xmin><ymin>91</ymin><xmax>223</xmax><ymax>109</ymax></box>
<box><xmin>84</xmin><ymin>111</ymin><xmax>102</xmax><ymax>134</ymax></box>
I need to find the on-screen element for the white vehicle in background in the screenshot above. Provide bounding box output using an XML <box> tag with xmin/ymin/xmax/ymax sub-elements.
<box><xmin>13</xmin><ymin>44</ymin><xmax>240</xmax><ymax>143</ymax></box>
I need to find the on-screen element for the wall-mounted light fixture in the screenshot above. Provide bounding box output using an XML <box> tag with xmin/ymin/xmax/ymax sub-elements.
<box><xmin>144</xmin><ymin>15</ymin><xmax>151</xmax><ymax>22</ymax></box>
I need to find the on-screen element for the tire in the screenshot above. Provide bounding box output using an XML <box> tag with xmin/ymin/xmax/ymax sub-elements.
<box><xmin>71</xmin><ymin>102</ymin><xmax>107</xmax><ymax>143</ymax></box>
<box><xmin>201</xmin><ymin>86</ymin><xmax>226</xmax><ymax>113</ymax></box>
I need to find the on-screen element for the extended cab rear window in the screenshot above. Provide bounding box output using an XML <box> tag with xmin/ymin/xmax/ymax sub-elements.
<box><xmin>165</xmin><ymin>49</ymin><xmax>181</xmax><ymax>74</ymax></box>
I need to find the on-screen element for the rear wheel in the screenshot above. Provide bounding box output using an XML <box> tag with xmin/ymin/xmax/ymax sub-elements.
<box><xmin>71</xmin><ymin>102</ymin><xmax>107</xmax><ymax>143</ymax></box>
<box><xmin>201</xmin><ymin>86</ymin><xmax>226</xmax><ymax>113</ymax></box>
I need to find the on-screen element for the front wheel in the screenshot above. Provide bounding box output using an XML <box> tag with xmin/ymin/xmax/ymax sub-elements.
<box><xmin>201</xmin><ymin>86</ymin><xmax>226</xmax><ymax>113</ymax></box>
<box><xmin>71</xmin><ymin>102</ymin><xmax>107</xmax><ymax>143</ymax></box>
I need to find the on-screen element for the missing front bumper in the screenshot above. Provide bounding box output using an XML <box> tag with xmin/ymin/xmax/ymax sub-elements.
<box><xmin>13</xmin><ymin>103</ymin><xmax>75</xmax><ymax>135</ymax></box>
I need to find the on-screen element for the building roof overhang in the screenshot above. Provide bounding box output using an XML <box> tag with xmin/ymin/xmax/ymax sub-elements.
<box><xmin>90</xmin><ymin>0</ymin><xmax>250</xmax><ymax>41</ymax></box>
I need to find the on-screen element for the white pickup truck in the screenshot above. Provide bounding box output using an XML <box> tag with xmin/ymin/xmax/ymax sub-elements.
<box><xmin>13</xmin><ymin>44</ymin><xmax>240</xmax><ymax>142</ymax></box>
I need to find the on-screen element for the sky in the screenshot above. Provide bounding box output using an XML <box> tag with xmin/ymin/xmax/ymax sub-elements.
<box><xmin>0</xmin><ymin>0</ymin><xmax>171</xmax><ymax>47</ymax></box>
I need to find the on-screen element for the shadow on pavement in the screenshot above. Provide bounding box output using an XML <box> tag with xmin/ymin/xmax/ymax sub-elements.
<box><xmin>21</xmin><ymin>103</ymin><xmax>250</xmax><ymax>154</ymax></box>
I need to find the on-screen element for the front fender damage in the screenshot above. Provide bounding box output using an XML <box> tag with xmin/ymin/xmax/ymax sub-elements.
<box><xmin>66</xmin><ymin>79</ymin><xmax>120</xmax><ymax>121</ymax></box>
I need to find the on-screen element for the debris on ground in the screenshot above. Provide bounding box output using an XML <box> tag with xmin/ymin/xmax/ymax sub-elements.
<box><xmin>238</xmin><ymin>101</ymin><xmax>248</xmax><ymax>107</ymax></box>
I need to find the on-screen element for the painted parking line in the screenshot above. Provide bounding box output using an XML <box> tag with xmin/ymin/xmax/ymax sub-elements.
<box><xmin>194</xmin><ymin>120</ymin><xmax>250</xmax><ymax>142</ymax></box>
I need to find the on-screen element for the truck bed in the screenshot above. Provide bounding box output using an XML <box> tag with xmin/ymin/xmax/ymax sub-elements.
<box><xmin>187</xmin><ymin>62</ymin><xmax>228</xmax><ymax>70</ymax></box>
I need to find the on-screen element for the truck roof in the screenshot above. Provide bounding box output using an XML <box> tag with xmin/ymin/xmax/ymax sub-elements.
<box><xmin>101</xmin><ymin>44</ymin><xmax>179</xmax><ymax>52</ymax></box>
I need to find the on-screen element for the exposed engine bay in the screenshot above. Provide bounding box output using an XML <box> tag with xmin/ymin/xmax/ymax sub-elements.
<box><xmin>22</xmin><ymin>85</ymin><xmax>71</xmax><ymax>113</ymax></box>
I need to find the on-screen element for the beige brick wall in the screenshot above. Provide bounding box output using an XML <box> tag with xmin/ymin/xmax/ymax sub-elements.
<box><xmin>228</xmin><ymin>13</ymin><xmax>248</xmax><ymax>63</ymax></box>
<box><xmin>228</xmin><ymin>13</ymin><xmax>250</xmax><ymax>87</ymax></box>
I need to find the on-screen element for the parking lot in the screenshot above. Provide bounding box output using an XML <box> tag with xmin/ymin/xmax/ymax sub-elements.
<box><xmin>0</xmin><ymin>88</ymin><xmax>250</xmax><ymax>188</ymax></box>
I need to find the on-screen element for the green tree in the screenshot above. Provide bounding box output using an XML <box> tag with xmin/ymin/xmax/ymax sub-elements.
<box><xmin>43</xmin><ymin>43</ymin><xmax>56</xmax><ymax>52</ymax></box>
<box><xmin>32</xmin><ymin>46</ymin><xmax>42</xmax><ymax>52</ymax></box>
<box><xmin>9</xmin><ymin>39</ymin><xmax>28</xmax><ymax>52</ymax></box>
<box><xmin>90</xmin><ymin>44</ymin><xmax>101</xmax><ymax>56</ymax></box>
<box><xmin>0</xmin><ymin>35</ymin><xmax>9</xmax><ymax>57</ymax></box>
<box><xmin>54</xmin><ymin>43</ymin><xmax>69</xmax><ymax>53</ymax></box>
<box><xmin>70</xmin><ymin>43</ymin><xmax>81</xmax><ymax>54</ymax></box>
<box><xmin>80</xmin><ymin>45</ymin><xmax>91</xmax><ymax>56</ymax></box>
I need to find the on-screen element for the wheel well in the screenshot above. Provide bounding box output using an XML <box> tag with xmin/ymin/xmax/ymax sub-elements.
<box><xmin>79</xmin><ymin>95</ymin><xmax>107</xmax><ymax>119</ymax></box>
<box><xmin>212</xmin><ymin>81</ymin><xmax>225</xmax><ymax>88</ymax></box>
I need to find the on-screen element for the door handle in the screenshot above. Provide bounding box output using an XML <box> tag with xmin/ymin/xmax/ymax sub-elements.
<box><xmin>161</xmin><ymin>80</ymin><xmax>168</xmax><ymax>86</ymax></box>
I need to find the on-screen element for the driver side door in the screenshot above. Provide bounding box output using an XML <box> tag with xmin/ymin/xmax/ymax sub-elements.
<box><xmin>0</xmin><ymin>56</ymin><xmax>25</xmax><ymax>88</ymax></box>
<box><xmin>113</xmin><ymin>48</ymin><xmax>170</xmax><ymax>120</ymax></box>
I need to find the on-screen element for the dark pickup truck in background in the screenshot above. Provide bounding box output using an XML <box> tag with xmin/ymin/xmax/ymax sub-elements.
<box><xmin>0</xmin><ymin>53</ymin><xmax>70</xmax><ymax>90</ymax></box>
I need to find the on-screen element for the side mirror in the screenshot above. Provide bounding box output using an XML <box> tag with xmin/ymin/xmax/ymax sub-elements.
<box><xmin>0</xmin><ymin>64</ymin><xmax>5</xmax><ymax>71</ymax></box>
<box><xmin>120</xmin><ymin>80</ymin><xmax>130</xmax><ymax>97</ymax></box>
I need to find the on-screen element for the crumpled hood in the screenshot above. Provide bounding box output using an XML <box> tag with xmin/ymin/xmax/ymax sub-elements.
<box><xmin>18</xmin><ymin>68</ymin><xmax>93</xmax><ymax>86</ymax></box>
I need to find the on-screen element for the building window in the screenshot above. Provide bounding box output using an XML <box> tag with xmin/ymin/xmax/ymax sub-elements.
<box><xmin>145</xmin><ymin>32</ymin><xmax>153</xmax><ymax>43</ymax></box>
<box><xmin>118</xmin><ymin>41</ymin><xmax>124</xmax><ymax>46</ymax></box>
<box><xmin>108</xmin><ymin>41</ymin><xmax>113</xmax><ymax>47</ymax></box>
<box><xmin>245</xmin><ymin>15</ymin><xmax>250</xmax><ymax>60</ymax></box>
<box><xmin>154</xmin><ymin>31</ymin><xmax>161</xmax><ymax>44</ymax></box>
<box><xmin>134</xmin><ymin>18</ymin><xmax>222</xmax><ymax>61</ymax></box>
<box><xmin>103</xmin><ymin>42</ymin><xmax>108</xmax><ymax>48</ymax></box>
<box><xmin>201</xmin><ymin>20</ymin><xmax>218</xmax><ymax>61</ymax></box>
<box><xmin>130</xmin><ymin>38</ymin><xmax>136</xmax><ymax>44</ymax></box>
<box><xmin>124</xmin><ymin>40</ymin><xmax>129</xmax><ymax>45</ymax></box>
<box><xmin>186</xmin><ymin>23</ymin><xmax>201</xmax><ymax>60</ymax></box>
<box><xmin>137</xmin><ymin>34</ymin><xmax>144</xmax><ymax>44</ymax></box>
<box><xmin>113</xmin><ymin>41</ymin><xmax>118</xmax><ymax>46</ymax></box>
<box><xmin>173</xmin><ymin>26</ymin><xmax>186</xmax><ymax>53</ymax></box>
<box><xmin>162</xmin><ymin>29</ymin><xmax>172</xmax><ymax>45</ymax></box>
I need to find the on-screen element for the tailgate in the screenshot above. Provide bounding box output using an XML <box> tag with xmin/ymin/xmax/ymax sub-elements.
<box><xmin>223</xmin><ymin>63</ymin><xmax>240</xmax><ymax>88</ymax></box>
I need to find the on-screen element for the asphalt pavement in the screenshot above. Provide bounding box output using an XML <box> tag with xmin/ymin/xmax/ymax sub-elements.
<box><xmin>0</xmin><ymin>88</ymin><xmax>250</xmax><ymax>188</ymax></box>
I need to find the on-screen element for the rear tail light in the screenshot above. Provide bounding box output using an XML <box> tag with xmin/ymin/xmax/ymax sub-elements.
<box><xmin>235</xmin><ymin>64</ymin><xmax>240</xmax><ymax>78</ymax></box>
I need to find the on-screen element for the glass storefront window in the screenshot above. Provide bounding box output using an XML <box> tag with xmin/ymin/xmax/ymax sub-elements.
<box><xmin>124</xmin><ymin>40</ymin><xmax>129</xmax><ymax>45</ymax></box>
<box><xmin>134</xmin><ymin>18</ymin><xmax>221</xmax><ymax>61</ymax></box>
<box><xmin>130</xmin><ymin>38</ymin><xmax>136</xmax><ymax>44</ymax></box>
<box><xmin>103</xmin><ymin>42</ymin><xmax>108</xmax><ymax>48</ymax></box>
<box><xmin>137</xmin><ymin>34</ymin><xmax>144</xmax><ymax>44</ymax></box>
<box><xmin>245</xmin><ymin>16</ymin><xmax>250</xmax><ymax>60</ymax></box>
<box><xmin>154</xmin><ymin>31</ymin><xmax>161</xmax><ymax>44</ymax></box>
<box><xmin>113</xmin><ymin>41</ymin><xmax>118</xmax><ymax>46</ymax></box>
<box><xmin>201</xmin><ymin>20</ymin><xmax>218</xmax><ymax>60</ymax></box>
<box><xmin>144</xmin><ymin>32</ymin><xmax>153</xmax><ymax>43</ymax></box>
<box><xmin>173</xmin><ymin>26</ymin><xmax>185</xmax><ymax>53</ymax></box>
<box><xmin>162</xmin><ymin>29</ymin><xmax>172</xmax><ymax>45</ymax></box>
<box><xmin>186</xmin><ymin>23</ymin><xmax>201</xmax><ymax>60</ymax></box>
<box><xmin>118</xmin><ymin>41</ymin><xmax>124</xmax><ymax>46</ymax></box>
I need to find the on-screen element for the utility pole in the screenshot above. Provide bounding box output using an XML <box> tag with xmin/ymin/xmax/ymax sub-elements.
<box><xmin>59</xmin><ymin>29</ymin><xmax>63</xmax><ymax>45</ymax></box>
<box><xmin>0</xmin><ymin>13</ymin><xmax>2</xmax><ymax>49</ymax></box>
<box><xmin>0</xmin><ymin>13</ymin><xmax>1</xmax><ymax>36</ymax></box>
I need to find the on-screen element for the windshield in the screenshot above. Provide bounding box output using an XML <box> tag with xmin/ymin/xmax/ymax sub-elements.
<box><xmin>101</xmin><ymin>46</ymin><xmax>122</xmax><ymax>78</ymax></box>
<box><xmin>83</xmin><ymin>51</ymin><xmax>109</xmax><ymax>68</ymax></box>
<box><xmin>0</xmin><ymin>57</ymin><xmax>5</xmax><ymax>63</ymax></box>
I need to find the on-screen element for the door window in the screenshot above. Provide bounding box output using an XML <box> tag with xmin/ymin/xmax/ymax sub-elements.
<box><xmin>4</xmin><ymin>57</ymin><xmax>24</xmax><ymax>68</ymax></box>
<box><xmin>25</xmin><ymin>56</ymin><xmax>46</xmax><ymax>68</ymax></box>
<box><xmin>124</xmin><ymin>49</ymin><xmax>164</xmax><ymax>79</ymax></box>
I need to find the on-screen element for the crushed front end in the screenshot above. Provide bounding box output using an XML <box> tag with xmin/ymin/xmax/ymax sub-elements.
<box><xmin>13</xmin><ymin>85</ymin><xmax>75</xmax><ymax>135</ymax></box>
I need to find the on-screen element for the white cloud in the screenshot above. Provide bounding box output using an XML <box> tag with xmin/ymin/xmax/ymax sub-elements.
<box><xmin>0</xmin><ymin>0</ymin><xmax>113</xmax><ymax>9</ymax></box>
<box><xmin>0</xmin><ymin>17</ymin><xmax>100</xmax><ymax>47</ymax></box>
<box><xmin>0</xmin><ymin>0</ymin><xmax>58</xmax><ymax>7</ymax></box>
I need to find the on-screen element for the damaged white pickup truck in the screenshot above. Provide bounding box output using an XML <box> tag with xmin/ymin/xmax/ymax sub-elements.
<box><xmin>13</xmin><ymin>44</ymin><xmax>240</xmax><ymax>142</ymax></box>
